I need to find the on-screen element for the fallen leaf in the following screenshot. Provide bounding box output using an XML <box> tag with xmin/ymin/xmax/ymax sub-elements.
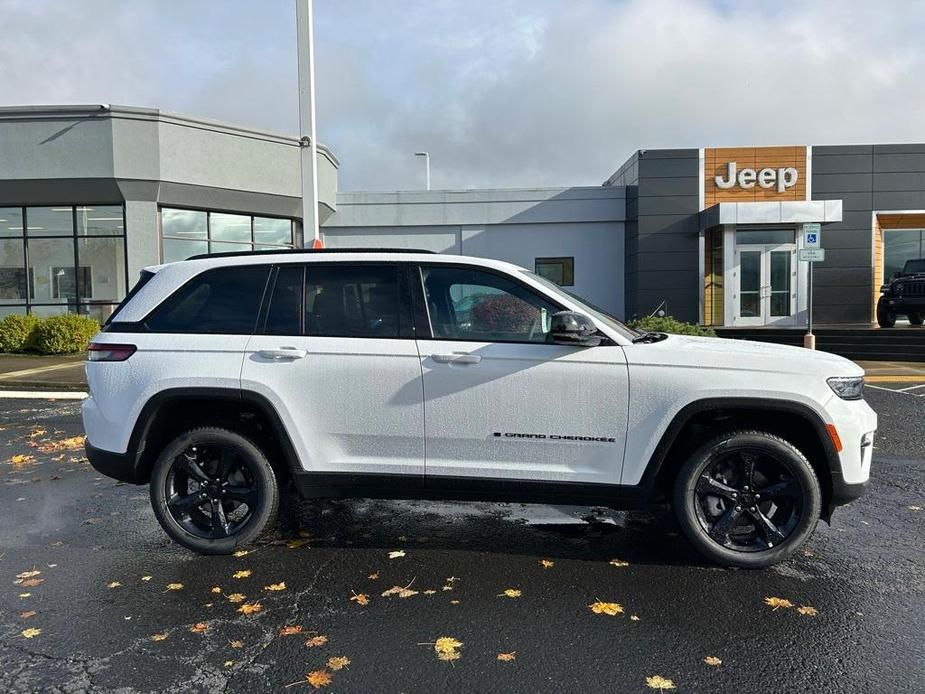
<box><xmin>305</xmin><ymin>635</ymin><xmax>329</xmax><ymax>648</ymax></box>
<box><xmin>646</xmin><ymin>675</ymin><xmax>676</xmax><ymax>690</ymax></box>
<box><xmin>908</xmin><ymin>505</ymin><xmax>921</xmax><ymax>512</ymax></box>
<box><xmin>165</xmin><ymin>583</ymin><xmax>184</xmax><ymax>591</ymax></box>
<box><xmin>265</xmin><ymin>582</ymin><xmax>287</xmax><ymax>592</ymax></box>
<box><xmin>704</xmin><ymin>656</ymin><xmax>722</xmax><ymax>666</ymax></box>
<box><xmin>497</xmin><ymin>652</ymin><xmax>516</xmax><ymax>662</ymax></box>
<box><xmin>367</xmin><ymin>572</ymin><xmax>379</xmax><ymax>580</ymax></box>
<box><xmin>21</xmin><ymin>627</ymin><xmax>41</xmax><ymax>639</ymax></box>
<box><xmin>630</xmin><ymin>615</ymin><xmax>640</xmax><ymax>621</ymax></box>
<box><xmin>37</xmin><ymin>435</ymin><xmax>86</xmax><ymax>452</ymax></box>
<box><xmin>190</xmin><ymin>623</ymin><xmax>209</xmax><ymax>634</ymax></box>
<box><xmin>233</xmin><ymin>549</ymin><xmax>253</xmax><ymax>557</ymax></box>
<box><xmin>16</xmin><ymin>570</ymin><xmax>41</xmax><ymax>579</ymax></box>
<box><xmin>609</xmin><ymin>559</ymin><xmax>630</xmax><ymax>568</ymax></box>
<box><xmin>327</xmin><ymin>656</ymin><xmax>350</xmax><ymax>671</ymax></box>
<box><xmin>18</xmin><ymin>593</ymin><xmax>31</xmax><ymax>598</ymax></box>
<box><xmin>432</xmin><ymin>636</ymin><xmax>463</xmax><ymax>662</ymax></box>
<box><xmin>9</xmin><ymin>454</ymin><xmax>36</xmax><ymax>467</ymax></box>
<box><xmin>797</xmin><ymin>605</ymin><xmax>819</xmax><ymax>617</ymax></box>
<box><xmin>350</xmin><ymin>592</ymin><xmax>369</xmax><ymax>606</ymax></box>
<box><xmin>589</xmin><ymin>600</ymin><xmax>624</xmax><ymax>616</ymax></box>
<box><xmin>141</xmin><ymin>575</ymin><xmax>153</xmax><ymax>582</ymax></box>
<box><xmin>287</xmin><ymin>538</ymin><xmax>311</xmax><ymax>549</ymax></box>
<box><xmin>382</xmin><ymin>580</ymin><xmax>418</xmax><ymax>598</ymax></box>
<box><xmin>233</xmin><ymin>570</ymin><xmax>252</xmax><ymax>579</ymax></box>
<box><xmin>224</xmin><ymin>660</ymin><xmax>234</xmax><ymax>668</ymax></box>
<box><xmin>226</xmin><ymin>593</ymin><xmax>246</xmax><ymax>603</ymax></box>
<box><xmin>107</xmin><ymin>581</ymin><xmax>121</xmax><ymax>589</ymax></box>
<box><xmin>17</xmin><ymin>578</ymin><xmax>44</xmax><ymax>588</ymax></box>
<box><xmin>19</xmin><ymin>610</ymin><xmax>36</xmax><ymax>619</ymax></box>
<box><xmin>450</xmin><ymin>599</ymin><xmax>460</xmax><ymax>605</ymax></box>
<box><xmin>211</xmin><ymin>586</ymin><xmax>222</xmax><ymax>594</ymax></box>
<box><xmin>539</xmin><ymin>559</ymin><xmax>554</xmax><ymax>569</ymax></box>
<box><xmin>230</xmin><ymin>640</ymin><xmax>244</xmax><ymax>648</ymax></box>
<box><xmin>152</xmin><ymin>633</ymin><xmax>168</xmax><ymax>642</ymax></box>
<box><xmin>423</xmin><ymin>589</ymin><xmax>437</xmax><ymax>595</ymax></box>
<box><xmin>279</xmin><ymin>625</ymin><xmax>303</xmax><ymax>636</ymax></box>
<box><xmin>445</xmin><ymin>576</ymin><xmax>459</xmax><ymax>583</ymax></box>
<box><xmin>499</xmin><ymin>588</ymin><xmax>521</xmax><ymax>598</ymax></box>
<box><xmin>388</xmin><ymin>550</ymin><xmax>406</xmax><ymax>559</ymax></box>
<box><xmin>764</xmin><ymin>597</ymin><xmax>794</xmax><ymax>610</ymax></box>
<box><xmin>237</xmin><ymin>602</ymin><xmax>262</xmax><ymax>615</ymax></box>
<box><xmin>304</xmin><ymin>670</ymin><xmax>332</xmax><ymax>689</ymax></box>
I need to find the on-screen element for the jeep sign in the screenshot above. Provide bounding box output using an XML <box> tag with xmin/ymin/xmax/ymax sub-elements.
<box><xmin>715</xmin><ymin>161</ymin><xmax>798</xmax><ymax>193</ymax></box>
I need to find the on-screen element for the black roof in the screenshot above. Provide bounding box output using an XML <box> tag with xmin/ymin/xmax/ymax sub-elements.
<box><xmin>187</xmin><ymin>248</ymin><xmax>436</xmax><ymax>261</ymax></box>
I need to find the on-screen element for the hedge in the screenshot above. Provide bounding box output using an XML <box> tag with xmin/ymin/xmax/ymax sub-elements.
<box><xmin>627</xmin><ymin>315</ymin><xmax>717</xmax><ymax>337</ymax></box>
<box><xmin>0</xmin><ymin>313</ymin><xmax>100</xmax><ymax>355</ymax></box>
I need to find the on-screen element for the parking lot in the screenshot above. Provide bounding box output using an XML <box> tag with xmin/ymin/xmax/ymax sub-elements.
<box><xmin>0</xmin><ymin>389</ymin><xmax>922</xmax><ymax>694</ymax></box>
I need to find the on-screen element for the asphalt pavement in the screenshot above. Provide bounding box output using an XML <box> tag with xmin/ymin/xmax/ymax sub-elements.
<box><xmin>0</xmin><ymin>391</ymin><xmax>922</xmax><ymax>693</ymax></box>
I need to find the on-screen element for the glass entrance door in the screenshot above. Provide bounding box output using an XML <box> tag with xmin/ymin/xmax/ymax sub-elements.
<box><xmin>735</xmin><ymin>245</ymin><xmax>796</xmax><ymax>325</ymax></box>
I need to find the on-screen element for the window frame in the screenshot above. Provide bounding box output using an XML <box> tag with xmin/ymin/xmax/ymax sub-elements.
<box><xmin>534</xmin><ymin>256</ymin><xmax>575</xmax><ymax>287</ymax></box>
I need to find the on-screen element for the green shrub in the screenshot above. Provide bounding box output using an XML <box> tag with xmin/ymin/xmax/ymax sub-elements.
<box><xmin>0</xmin><ymin>313</ymin><xmax>40</xmax><ymax>353</ymax></box>
<box><xmin>627</xmin><ymin>315</ymin><xmax>716</xmax><ymax>337</ymax></box>
<box><xmin>32</xmin><ymin>314</ymin><xmax>100</xmax><ymax>355</ymax></box>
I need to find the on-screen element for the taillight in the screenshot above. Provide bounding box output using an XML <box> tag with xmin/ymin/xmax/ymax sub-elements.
<box><xmin>88</xmin><ymin>342</ymin><xmax>136</xmax><ymax>362</ymax></box>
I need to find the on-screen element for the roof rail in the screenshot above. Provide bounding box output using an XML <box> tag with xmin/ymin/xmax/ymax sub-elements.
<box><xmin>186</xmin><ymin>247</ymin><xmax>437</xmax><ymax>261</ymax></box>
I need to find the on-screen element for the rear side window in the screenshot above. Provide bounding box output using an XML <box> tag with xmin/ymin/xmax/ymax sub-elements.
<box><xmin>263</xmin><ymin>264</ymin><xmax>410</xmax><ymax>338</ymax></box>
<box><xmin>105</xmin><ymin>269</ymin><xmax>155</xmax><ymax>326</ymax></box>
<box><xmin>147</xmin><ymin>266</ymin><xmax>270</xmax><ymax>334</ymax></box>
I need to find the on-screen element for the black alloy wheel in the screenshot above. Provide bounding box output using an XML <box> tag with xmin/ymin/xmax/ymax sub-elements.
<box><xmin>673</xmin><ymin>431</ymin><xmax>821</xmax><ymax>568</ymax></box>
<box><xmin>150</xmin><ymin>428</ymin><xmax>279</xmax><ymax>554</ymax></box>
<box><xmin>909</xmin><ymin>312</ymin><xmax>924</xmax><ymax>325</ymax></box>
<box><xmin>877</xmin><ymin>304</ymin><xmax>897</xmax><ymax>328</ymax></box>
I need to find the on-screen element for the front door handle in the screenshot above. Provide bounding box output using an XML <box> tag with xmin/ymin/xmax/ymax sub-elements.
<box><xmin>432</xmin><ymin>353</ymin><xmax>482</xmax><ymax>365</ymax></box>
<box><xmin>258</xmin><ymin>347</ymin><xmax>308</xmax><ymax>360</ymax></box>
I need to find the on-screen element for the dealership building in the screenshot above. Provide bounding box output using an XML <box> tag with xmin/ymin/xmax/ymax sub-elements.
<box><xmin>2</xmin><ymin>104</ymin><xmax>924</xmax><ymax>333</ymax></box>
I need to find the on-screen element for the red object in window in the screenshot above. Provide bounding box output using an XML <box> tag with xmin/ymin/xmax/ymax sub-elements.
<box><xmin>311</xmin><ymin>238</ymin><xmax>324</xmax><ymax>249</ymax></box>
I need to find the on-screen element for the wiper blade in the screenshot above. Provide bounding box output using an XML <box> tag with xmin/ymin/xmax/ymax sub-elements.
<box><xmin>632</xmin><ymin>331</ymin><xmax>668</xmax><ymax>344</ymax></box>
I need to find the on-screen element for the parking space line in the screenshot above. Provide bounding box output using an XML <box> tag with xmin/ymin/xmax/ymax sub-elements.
<box><xmin>0</xmin><ymin>390</ymin><xmax>88</xmax><ymax>400</ymax></box>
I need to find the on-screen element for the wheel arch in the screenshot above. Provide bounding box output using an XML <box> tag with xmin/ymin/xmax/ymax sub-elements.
<box><xmin>640</xmin><ymin>397</ymin><xmax>840</xmax><ymax>520</ymax></box>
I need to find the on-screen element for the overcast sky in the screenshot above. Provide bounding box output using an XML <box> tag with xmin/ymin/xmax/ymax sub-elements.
<box><xmin>1</xmin><ymin>0</ymin><xmax>923</xmax><ymax>190</ymax></box>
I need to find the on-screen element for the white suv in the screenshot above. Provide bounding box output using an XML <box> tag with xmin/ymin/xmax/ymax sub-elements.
<box><xmin>82</xmin><ymin>250</ymin><xmax>876</xmax><ymax>568</ymax></box>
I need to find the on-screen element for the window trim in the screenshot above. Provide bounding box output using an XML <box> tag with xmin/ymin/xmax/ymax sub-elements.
<box><xmin>534</xmin><ymin>256</ymin><xmax>575</xmax><ymax>287</ymax></box>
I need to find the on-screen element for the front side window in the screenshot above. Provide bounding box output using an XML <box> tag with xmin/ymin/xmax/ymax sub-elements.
<box><xmin>422</xmin><ymin>266</ymin><xmax>558</xmax><ymax>343</ymax></box>
<box><xmin>147</xmin><ymin>266</ymin><xmax>270</xmax><ymax>334</ymax></box>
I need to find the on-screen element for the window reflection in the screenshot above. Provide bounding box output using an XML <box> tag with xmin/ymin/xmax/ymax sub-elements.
<box><xmin>160</xmin><ymin>208</ymin><xmax>296</xmax><ymax>261</ymax></box>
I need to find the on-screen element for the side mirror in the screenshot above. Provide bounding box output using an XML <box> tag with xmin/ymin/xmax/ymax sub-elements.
<box><xmin>549</xmin><ymin>311</ymin><xmax>602</xmax><ymax>347</ymax></box>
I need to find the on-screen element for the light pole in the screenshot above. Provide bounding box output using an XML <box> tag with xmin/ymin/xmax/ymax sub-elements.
<box><xmin>414</xmin><ymin>151</ymin><xmax>430</xmax><ymax>191</ymax></box>
<box><xmin>296</xmin><ymin>0</ymin><xmax>321</xmax><ymax>247</ymax></box>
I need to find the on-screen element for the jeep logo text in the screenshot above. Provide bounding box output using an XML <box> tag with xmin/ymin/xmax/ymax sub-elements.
<box><xmin>714</xmin><ymin>161</ymin><xmax>798</xmax><ymax>193</ymax></box>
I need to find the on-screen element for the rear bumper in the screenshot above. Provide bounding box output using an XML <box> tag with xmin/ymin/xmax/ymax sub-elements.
<box><xmin>85</xmin><ymin>441</ymin><xmax>145</xmax><ymax>484</ymax></box>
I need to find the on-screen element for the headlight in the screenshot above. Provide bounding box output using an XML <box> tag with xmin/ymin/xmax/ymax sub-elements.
<box><xmin>827</xmin><ymin>376</ymin><xmax>865</xmax><ymax>400</ymax></box>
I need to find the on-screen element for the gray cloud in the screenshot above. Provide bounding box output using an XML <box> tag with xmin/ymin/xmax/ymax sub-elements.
<box><xmin>1</xmin><ymin>0</ymin><xmax>923</xmax><ymax>191</ymax></box>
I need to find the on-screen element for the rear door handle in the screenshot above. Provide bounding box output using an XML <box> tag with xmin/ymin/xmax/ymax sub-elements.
<box><xmin>432</xmin><ymin>353</ymin><xmax>481</xmax><ymax>364</ymax></box>
<box><xmin>258</xmin><ymin>347</ymin><xmax>308</xmax><ymax>360</ymax></box>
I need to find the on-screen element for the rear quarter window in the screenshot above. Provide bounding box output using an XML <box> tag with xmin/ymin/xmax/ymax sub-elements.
<box><xmin>146</xmin><ymin>265</ymin><xmax>270</xmax><ymax>334</ymax></box>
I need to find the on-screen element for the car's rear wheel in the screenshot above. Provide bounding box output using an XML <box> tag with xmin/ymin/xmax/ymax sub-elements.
<box><xmin>672</xmin><ymin>431</ymin><xmax>821</xmax><ymax>568</ymax></box>
<box><xmin>877</xmin><ymin>302</ymin><xmax>897</xmax><ymax>328</ymax></box>
<box><xmin>909</xmin><ymin>312</ymin><xmax>924</xmax><ymax>325</ymax></box>
<box><xmin>150</xmin><ymin>427</ymin><xmax>279</xmax><ymax>554</ymax></box>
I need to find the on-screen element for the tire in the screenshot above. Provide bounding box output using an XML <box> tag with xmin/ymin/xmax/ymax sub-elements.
<box><xmin>672</xmin><ymin>430</ymin><xmax>821</xmax><ymax>569</ymax></box>
<box><xmin>150</xmin><ymin>427</ymin><xmax>279</xmax><ymax>554</ymax></box>
<box><xmin>876</xmin><ymin>302</ymin><xmax>896</xmax><ymax>328</ymax></box>
<box><xmin>909</xmin><ymin>312</ymin><xmax>924</xmax><ymax>325</ymax></box>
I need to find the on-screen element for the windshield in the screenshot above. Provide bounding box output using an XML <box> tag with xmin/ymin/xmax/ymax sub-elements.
<box><xmin>904</xmin><ymin>259</ymin><xmax>925</xmax><ymax>274</ymax></box>
<box><xmin>521</xmin><ymin>270</ymin><xmax>641</xmax><ymax>340</ymax></box>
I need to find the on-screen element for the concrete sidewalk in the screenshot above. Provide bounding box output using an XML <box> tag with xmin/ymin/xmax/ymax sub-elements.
<box><xmin>0</xmin><ymin>353</ymin><xmax>922</xmax><ymax>392</ymax></box>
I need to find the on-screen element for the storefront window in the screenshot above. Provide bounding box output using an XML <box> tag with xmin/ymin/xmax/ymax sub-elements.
<box><xmin>160</xmin><ymin>208</ymin><xmax>297</xmax><ymax>261</ymax></box>
<box><xmin>534</xmin><ymin>257</ymin><xmax>574</xmax><ymax>286</ymax></box>
<box><xmin>883</xmin><ymin>229</ymin><xmax>924</xmax><ymax>280</ymax></box>
<box><xmin>0</xmin><ymin>205</ymin><xmax>128</xmax><ymax>319</ymax></box>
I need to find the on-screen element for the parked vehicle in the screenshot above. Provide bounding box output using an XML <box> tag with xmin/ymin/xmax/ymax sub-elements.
<box><xmin>877</xmin><ymin>258</ymin><xmax>925</xmax><ymax>327</ymax></box>
<box><xmin>83</xmin><ymin>250</ymin><xmax>876</xmax><ymax>568</ymax></box>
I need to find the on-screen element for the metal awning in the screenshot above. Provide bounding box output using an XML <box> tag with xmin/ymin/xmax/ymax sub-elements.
<box><xmin>699</xmin><ymin>200</ymin><xmax>842</xmax><ymax>230</ymax></box>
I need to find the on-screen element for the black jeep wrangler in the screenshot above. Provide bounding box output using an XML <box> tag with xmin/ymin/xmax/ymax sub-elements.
<box><xmin>877</xmin><ymin>258</ymin><xmax>925</xmax><ymax>327</ymax></box>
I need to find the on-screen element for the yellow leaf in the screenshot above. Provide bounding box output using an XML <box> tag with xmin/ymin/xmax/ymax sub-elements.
<box><xmin>18</xmin><ymin>593</ymin><xmax>31</xmax><ymax>598</ymax></box>
<box><xmin>165</xmin><ymin>583</ymin><xmax>184</xmax><ymax>591</ymax></box>
<box><xmin>305</xmin><ymin>635</ymin><xmax>328</xmax><ymax>648</ymax></box>
<box><xmin>350</xmin><ymin>592</ymin><xmax>369</xmax><ymax>606</ymax></box>
<box><xmin>141</xmin><ymin>576</ymin><xmax>152</xmax><ymax>582</ymax></box>
<box><xmin>107</xmin><ymin>581</ymin><xmax>121</xmax><ymax>589</ymax></box>
<box><xmin>304</xmin><ymin>670</ymin><xmax>332</xmax><ymax>689</ymax></box>
<box><xmin>190</xmin><ymin>623</ymin><xmax>209</xmax><ymax>634</ymax></box>
<box><xmin>9</xmin><ymin>454</ymin><xmax>36</xmax><ymax>467</ymax></box>
<box><xmin>37</xmin><ymin>435</ymin><xmax>85</xmax><ymax>452</ymax></box>
<box><xmin>226</xmin><ymin>593</ymin><xmax>246</xmax><ymax>603</ymax></box>
<box><xmin>609</xmin><ymin>559</ymin><xmax>630</xmax><ymax>568</ymax></box>
<box><xmin>21</xmin><ymin>628</ymin><xmax>41</xmax><ymax>639</ymax></box>
<box><xmin>589</xmin><ymin>600</ymin><xmax>624</xmax><ymax>616</ymax></box>
<box><xmin>327</xmin><ymin>656</ymin><xmax>350</xmax><ymax>671</ymax></box>
<box><xmin>233</xmin><ymin>549</ymin><xmax>252</xmax><ymax>557</ymax></box>
<box><xmin>233</xmin><ymin>570</ymin><xmax>252</xmax><ymax>579</ymax></box>
<box><xmin>630</xmin><ymin>615</ymin><xmax>640</xmax><ymax>621</ymax></box>
<box><xmin>764</xmin><ymin>597</ymin><xmax>793</xmax><ymax>610</ymax></box>
<box><xmin>382</xmin><ymin>582</ymin><xmax>418</xmax><ymax>598</ymax></box>
<box><xmin>497</xmin><ymin>652</ymin><xmax>516</xmax><ymax>662</ymax></box>
<box><xmin>388</xmin><ymin>550</ymin><xmax>406</xmax><ymax>559</ymax></box>
<box><xmin>539</xmin><ymin>559</ymin><xmax>554</xmax><ymax>569</ymax></box>
<box><xmin>265</xmin><ymin>582</ymin><xmax>287</xmax><ymax>592</ymax></box>
<box><xmin>237</xmin><ymin>602</ymin><xmax>262</xmax><ymax>615</ymax></box>
<box><xmin>211</xmin><ymin>586</ymin><xmax>222</xmax><ymax>594</ymax></box>
<box><xmin>224</xmin><ymin>660</ymin><xmax>234</xmax><ymax>668</ymax></box>
<box><xmin>499</xmin><ymin>588</ymin><xmax>521</xmax><ymax>598</ymax></box>
<box><xmin>229</xmin><ymin>640</ymin><xmax>244</xmax><ymax>648</ymax></box>
<box><xmin>797</xmin><ymin>605</ymin><xmax>819</xmax><ymax>617</ymax></box>
<box><xmin>16</xmin><ymin>570</ymin><xmax>41</xmax><ymax>579</ymax></box>
<box><xmin>423</xmin><ymin>589</ymin><xmax>436</xmax><ymax>595</ymax></box>
<box><xmin>646</xmin><ymin>675</ymin><xmax>676</xmax><ymax>690</ymax></box>
<box><xmin>450</xmin><ymin>599</ymin><xmax>460</xmax><ymax>604</ymax></box>
<box><xmin>704</xmin><ymin>656</ymin><xmax>722</xmax><ymax>666</ymax></box>
<box><xmin>152</xmin><ymin>633</ymin><xmax>168</xmax><ymax>642</ymax></box>
<box><xmin>433</xmin><ymin>636</ymin><xmax>463</xmax><ymax>662</ymax></box>
<box><xmin>287</xmin><ymin>538</ymin><xmax>311</xmax><ymax>549</ymax></box>
<box><xmin>279</xmin><ymin>625</ymin><xmax>303</xmax><ymax>636</ymax></box>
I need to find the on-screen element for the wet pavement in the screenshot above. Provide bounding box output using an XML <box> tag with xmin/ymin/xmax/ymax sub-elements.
<box><xmin>0</xmin><ymin>391</ymin><xmax>922</xmax><ymax>693</ymax></box>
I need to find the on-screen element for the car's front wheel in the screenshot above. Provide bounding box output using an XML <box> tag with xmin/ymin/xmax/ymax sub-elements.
<box><xmin>672</xmin><ymin>431</ymin><xmax>821</xmax><ymax>568</ymax></box>
<box><xmin>149</xmin><ymin>427</ymin><xmax>279</xmax><ymax>554</ymax></box>
<box><xmin>877</xmin><ymin>302</ymin><xmax>897</xmax><ymax>328</ymax></box>
<box><xmin>909</xmin><ymin>312</ymin><xmax>924</xmax><ymax>325</ymax></box>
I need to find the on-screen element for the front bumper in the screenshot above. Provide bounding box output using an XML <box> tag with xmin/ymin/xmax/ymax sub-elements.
<box><xmin>85</xmin><ymin>441</ymin><xmax>146</xmax><ymax>484</ymax></box>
